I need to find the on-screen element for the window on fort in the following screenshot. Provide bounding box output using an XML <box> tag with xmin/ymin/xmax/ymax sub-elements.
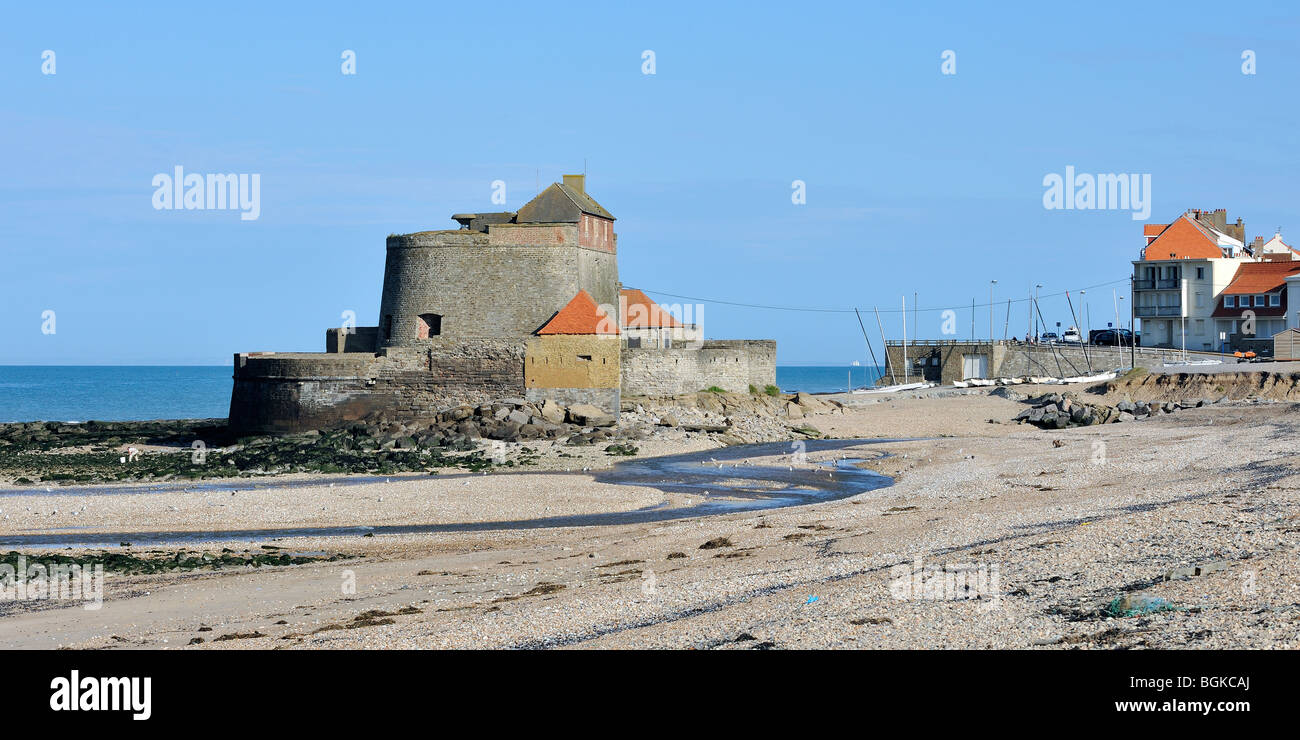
<box><xmin>383</xmin><ymin>314</ymin><xmax>393</xmax><ymax>338</ymax></box>
<box><xmin>627</xmin><ymin>337</ymin><xmax>642</xmax><ymax>348</ymax></box>
<box><xmin>577</xmin><ymin>355</ymin><xmax>592</xmax><ymax>362</ymax></box>
<box><xmin>417</xmin><ymin>313</ymin><xmax>442</xmax><ymax>339</ymax></box>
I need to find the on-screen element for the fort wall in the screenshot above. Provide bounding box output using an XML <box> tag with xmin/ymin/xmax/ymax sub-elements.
<box><xmin>377</xmin><ymin>228</ymin><xmax>619</xmax><ymax>345</ymax></box>
<box><xmin>620</xmin><ymin>340</ymin><xmax>777</xmax><ymax>396</ymax></box>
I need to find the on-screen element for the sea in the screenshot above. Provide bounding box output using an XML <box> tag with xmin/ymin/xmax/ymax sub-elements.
<box><xmin>0</xmin><ymin>365</ymin><xmax>886</xmax><ymax>423</ymax></box>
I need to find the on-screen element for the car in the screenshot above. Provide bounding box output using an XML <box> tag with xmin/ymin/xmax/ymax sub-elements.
<box><xmin>1060</xmin><ymin>328</ymin><xmax>1083</xmax><ymax>344</ymax></box>
<box><xmin>1089</xmin><ymin>329</ymin><xmax>1138</xmax><ymax>346</ymax></box>
<box><xmin>1039</xmin><ymin>332</ymin><xmax>1059</xmax><ymax>343</ymax></box>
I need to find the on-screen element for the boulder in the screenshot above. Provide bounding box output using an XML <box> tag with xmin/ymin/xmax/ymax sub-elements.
<box><xmin>567</xmin><ymin>404</ymin><xmax>615</xmax><ymax>427</ymax></box>
<box><xmin>537</xmin><ymin>399</ymin><xmax>567</xmax><ymax>425</ymax></box>
<box><xmin>506</xmin><ymin>409</ymin><xmax>531</xmax><ymax>426</ymax></box>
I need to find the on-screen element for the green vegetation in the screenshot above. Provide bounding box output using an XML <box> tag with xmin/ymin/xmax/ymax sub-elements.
<box><xmin>1120</xmin><ymin>367</ymin><xmax>1149</xmax><ymax>381</ymax></box>
<box><xmin>0</xmin><ymin>419</ymin><xmax>513</xmax><ymax>485</ymax></box>
<box><xmin>763</xmin><ymin>384</ymin><xmax>781</xmax><ymax>397</ymax></box>
<box><xmin>0</xmin><ymin>548</ymin><xmax>356</xmax><ymax>576</ymax></box>
<box><xmin>703</xmin><ymin>386</ymin><xmax>726</xmax><ymax>393</ymax></box>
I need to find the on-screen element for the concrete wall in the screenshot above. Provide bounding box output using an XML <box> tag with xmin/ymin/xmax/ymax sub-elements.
<box><xmin>884</xmin><ymin>341</ymin><xmax>1227</xmax><ymax>385</ymax></box>
<box><xmin>377</xmin><ymin>227</ymin><xmax>618</xmax><ymax>346</ymax></box>
<box><xmin>621</xmin><ymin>340</ymin><xmax>777</xmax><ymax>396</ymax></box>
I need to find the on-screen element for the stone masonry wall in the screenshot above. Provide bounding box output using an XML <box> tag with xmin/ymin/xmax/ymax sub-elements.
<box><xmin>621</xmin><ymin>340</ymin><xmax>777</xmax><ymax>396</ymax></box>
<box><xmin>229</xmin><ymin>338</ymin><xmax>526</xmax><ymax>433</ymax></box>
<box><xmin>377</xmin><ymin>228</ymin><xmax>619</xmax><ymax>345</ymax></box>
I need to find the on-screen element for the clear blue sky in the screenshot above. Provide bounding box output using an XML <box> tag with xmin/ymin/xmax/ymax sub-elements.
<box><xmin>4</xmin><ymin>1</ymin><xmax>1299</xmax><ymax>365</ymax></box>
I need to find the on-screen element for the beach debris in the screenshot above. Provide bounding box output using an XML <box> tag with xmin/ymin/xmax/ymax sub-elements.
<box><xmin>1104</xmin><ymin>593</ymin><xmax>1178</xmax><ymax>618</ymax></box>
<box><xmin>698</xmin><ymin>537</ymin><xmax>733</xmax><ymax>550</ymax></box>
<box><xmin>805</xmin><ymin>595</ymin><xmax>820</xmax><ymax>605</ymax></box>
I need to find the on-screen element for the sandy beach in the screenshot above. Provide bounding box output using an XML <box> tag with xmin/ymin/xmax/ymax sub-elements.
<box><xmin>2</xmin><ymin>385</ymin><xmax>1298</xmax><ymax>650</ymax></box>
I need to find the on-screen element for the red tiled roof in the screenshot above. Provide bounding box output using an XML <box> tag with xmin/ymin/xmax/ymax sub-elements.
<box><xmin>1141</xmin><ymin>215</ymin><xmax>1223</xmax><ymax>260</ymax></box>
<box><xmin>537</xmin><ymin>290</ymin><xmax>618</xmax><ymax>335</ymax></box>
<box><xmin>1143</xmin><ymin>224</ymin><xmax>1168</xmax><ymax>237</ymax></box>
<box><xmin>620</xmin><ymin>288</ymin><xmax>683</xmax><ymax>328</ymax></box>
<box><xmin>1219</xmin><ymin>261</ymin><xmax>1300</xmax><ymax>295</ymax></box>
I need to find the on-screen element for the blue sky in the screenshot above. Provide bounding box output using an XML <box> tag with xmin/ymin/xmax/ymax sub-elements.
<box><xmin>4</xmin><ymin>0</ymin><xmax>1300</xmax><ymax>365</ymax></box>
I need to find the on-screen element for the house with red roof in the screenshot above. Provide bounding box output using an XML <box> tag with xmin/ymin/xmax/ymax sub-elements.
<box><xmin>1132</xmin><ymin>209</ymin><xmax>1294</xmax><ymax>351</ymax></box>
<box><xmin>1210</xmin><ymin>261</ymin><xmax>1300</xmax><ymax>350</ymax></box>
<box><xmin>619</xmin><ymin>288</ymin><xmax>702</xmax><ymax>349</ymax></box>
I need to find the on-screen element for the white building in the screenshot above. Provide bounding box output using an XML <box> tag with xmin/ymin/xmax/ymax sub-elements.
<box><xmin>1132</xmin><ymin>210</ymin><xmax>1252</xmax><ymax>351</ymax></box>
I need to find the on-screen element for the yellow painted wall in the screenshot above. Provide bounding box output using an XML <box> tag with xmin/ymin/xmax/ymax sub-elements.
<box><xmin>525</xmin><ymin>335</ymin><xmax>620</xmax><ymax>389</ymax></box>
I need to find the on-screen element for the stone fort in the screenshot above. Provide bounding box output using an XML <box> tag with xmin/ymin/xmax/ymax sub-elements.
<box><xmin>229</xmin><ymin>175</ymin><xmax>776</xmax><ymax>433</ymax></box>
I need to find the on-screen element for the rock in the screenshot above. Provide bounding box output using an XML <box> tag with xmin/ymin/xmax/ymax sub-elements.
<box><xmin>785</xmin><ymin>402</ymin><xmax>804</xmax><ymax>419</ymax></box>
<box><xmin>658</xmin><ymin>413</ymin><xmax>679</xmax><ymax>428</ymax></box>
<box><xmin>506</xmin><ymin>409</ymin><xmax>531</xmax><ymax>426</ymax></box>
<box><xmin>567</xmin><ymin>404</ymin><xmax>615</xmax><ymax>427</ymax></box>
<box><xmin>1117</xmin><ymin>411</ymin><xmax>1135</xmax><ymax>422</ymax></box>
<box><xmin>487</xmin><ymin>421</ymin><xmax>521</xmax><ymax>441</ymax></box>
<box><xmin>1163</xmin><ymin>560</ymin><xmax>1231</xmax><ymax>581</ymax></box>
<box><xmin>455</xmin><ymin>420</ymin><xmax>481</xmax><ymax>439</ymax></box>
<box><xmin>1116</xmin><ymin>400</ymin><xmax>1135</xmax><ymax>413</ymax></box>
<box><xmin>537</xmin><ymin>399</ymin><xmax>566</xmax><ymax>425</ymax></box>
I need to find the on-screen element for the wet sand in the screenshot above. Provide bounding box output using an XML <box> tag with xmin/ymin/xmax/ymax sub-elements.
<box><xmin>2</xmin><ymin>389</ymin><xmax>1298</xmax><ymax>650</ymax></box>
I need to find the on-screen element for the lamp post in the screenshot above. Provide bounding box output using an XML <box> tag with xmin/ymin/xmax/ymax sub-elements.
<box><xmin>1035</xmin><ymin>284</ymin><xmax>1043</xmax><ymax>340</ymax></box>
<box><xmin>989</xmin><ymin>279</ymin><xmax>997</xmax><ymax>347</ymax></box>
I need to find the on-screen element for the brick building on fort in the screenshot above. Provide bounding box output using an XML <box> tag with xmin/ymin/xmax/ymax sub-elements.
<box><xmin>229</xmin><ymin>176</ymin><xmax>775</xmax><ymax>433</ymax></box>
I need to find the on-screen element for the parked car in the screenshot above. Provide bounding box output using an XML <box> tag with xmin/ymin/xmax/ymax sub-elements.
<box><xmin>1089</xmin><ymin>329</ymin><xmax>1139</xmax><ymax>346</ymax></box>
<box><xmin>1060</xmin><ymin>328</ymin><xmax>1083</xmax><ymax>344</ymax></box>
<box><xmin>1039</xmin><ymin>332</ymin><xmax>1059</xmax><ymax>343</ymax></box>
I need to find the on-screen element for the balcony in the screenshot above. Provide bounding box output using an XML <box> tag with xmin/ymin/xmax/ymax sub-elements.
<box><xmin>1135</xmin><ymin>304</ymin><xmax>1182</xmax><ymax>318</ymax></box>
<box><xmin>1133</xmin><ymin>278</ymin><xmax>1180</xmax><ymax>290</ymax></box>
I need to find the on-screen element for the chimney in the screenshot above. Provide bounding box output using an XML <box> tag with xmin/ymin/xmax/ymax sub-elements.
<box><xmin>563</xmin><ymin>174</ymin><xmax>585</xmax><ymax>194</ymax></box>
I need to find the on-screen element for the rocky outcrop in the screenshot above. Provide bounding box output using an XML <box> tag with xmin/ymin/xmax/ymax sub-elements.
<box><xmin>1013</xmin><ymin>391</ymin><xmax>1217</xmax><ymax>429</ymax></box>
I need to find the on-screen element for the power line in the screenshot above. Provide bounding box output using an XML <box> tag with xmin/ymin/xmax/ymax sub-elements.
<box><xmin>642</xmin><ymin>278</ymin><xmax>1132</xmax><ymax>314</ymax></box>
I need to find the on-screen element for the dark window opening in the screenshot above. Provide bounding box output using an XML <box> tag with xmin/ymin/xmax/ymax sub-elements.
<box><xmin>383</xmin><ymin>314</ymin><xmax>393</xmax><ymax>339</ymax></box>
<box><xmin>577</xmin><ymin>354</ymin><xmax>592</xmax><ymax>362</ymax></box>
<box><xmin>417</xmin><ymin>313</ymin><xmax>442</xmax><ymax>339</ymax></box>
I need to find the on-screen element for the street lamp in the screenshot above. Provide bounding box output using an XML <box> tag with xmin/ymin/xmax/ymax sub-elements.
<box><xmin>1081</xmin><ymin>289</ymin><xmax>1089</xmax><ymax>342</ymax></box>
<box><xmin>1035</xmin><ymin>284</ymin><xmax>1043</xmax><ymax>340</ymax></box>
<box><xmin>989</xmin><ymin>280</ymin><xmax>997</xmax><ymax>346</ymax></box>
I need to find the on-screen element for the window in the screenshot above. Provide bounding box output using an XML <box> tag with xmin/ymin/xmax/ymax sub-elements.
<box><xmin>1196</xmin><ymin>267</ymin><xmax>1205</xmax><ymax>279</ymax></box>
<box><xmin>1195</xmin><ymin>319</ymin><xmax>1205</xmax><ymax>334</ymax></box>
<box><xmin>1270</xmin><ymin>293</ymin><xmax>1281</xmax><ymax>307</ymax></box>
<box><xmin>382</xmin><ymin>314</ymin><xmax>393</xmax><ymax>338</ymax></box>
<box><xmin>416</xmin><ymin>313</ymin><xmax>441</xmax><ymax>339</ymax></box>
<box><xmin>1255</xmin><ymin>295</ymin><xmax>1266</xmax><ymax>307</ymax></box>
<box><xmin>1224</xmin><ymin>296</ymin><xmax>1234</xmax><ymax>308</ymax></box>
<box><xmin>1195</xmin><ymin>292</ymin><xmax>1204</xmax><ymax>308</ymax></box>
<box><xmin>627</xmin><ymin>336</ymin><xmax>641</xmax><ymax>348</ymax></box>
<box><xmin>577</xmin><ymin>355</ymin><xmax>592</xmax><ymax>362</ymax></box>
